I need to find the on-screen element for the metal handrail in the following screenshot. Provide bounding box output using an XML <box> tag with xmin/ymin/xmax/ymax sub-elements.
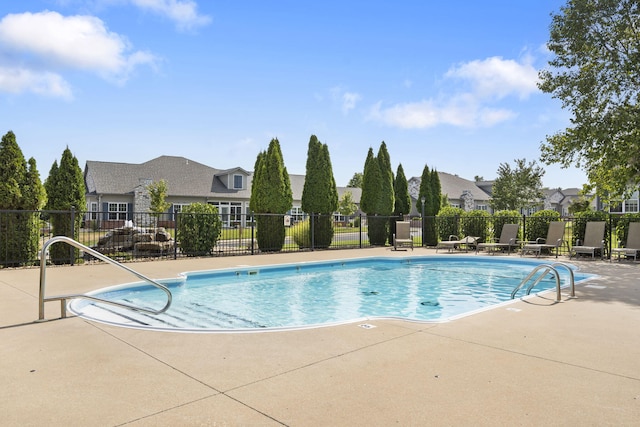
<box><xmin>38</xmin><ymin>236</ymin><xmax>172</xmax><ymax>321</ymax></box>
<box><xmin>550</xmin><ymin>262</ymin><xmax>576</xmax><ymax>298</ymax></box>
<box><xmin>511</xmin><ymin>264</ymin><xmax>561</xmax><ymax>302</ymax></box>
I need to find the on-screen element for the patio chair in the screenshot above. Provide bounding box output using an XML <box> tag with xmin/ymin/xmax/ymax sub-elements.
<box><xmin>521</xmin><ymin>221</ymin><xmax>566</xmax><ymax>258</ymax></box>
<box><xmin>476</xmin><ymin>224</ymin><xmax>520</xmax><ymax>255</ymax></box>
<box><xmin>393</xmin><ymin>221</ymin><xmax>414</xmax><ymax>251</ymax></box>
<box><xmin>570</xmin><ymin>221</ymin><xmax>606</xmax><ymax>259</ymax></box>
<box><xmin>612</xmin><ymin>222</ymin><xmax>640</xmax><ymax>261</ymax></box>
<box><xmin>436</xmin><ymin>235</ymin><xmax>478</xmax><ymax>253</ymax></box>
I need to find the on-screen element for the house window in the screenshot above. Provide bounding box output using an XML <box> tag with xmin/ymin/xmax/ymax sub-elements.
<box><xmin>289</xmin><ymin>206</ymin><xmax>305</xmax><ymax>222</ymax></box>
<box><xmin>625</xmin><ymin>199</ymin><xmax>639</xmax><ymax>213</ymax></box>
<box><xmin>233</xmin><ymin>175</ymin><xmax>243</xmax><ymax>189</ymax></box>
<box><xmin>108</xmin><ymin>202</ymin><xmax>128</xmax><ymax>220</ymax></box>
<box><xmin>211</xmin><ymin>201</ymin><xmax>243</xmax><ymax>226</ymax></box>
<box><xmin>476</xmin><ymin>205</ymin><xmax>488</xmax><ymax>211</ymax></box>
<box><xmin>89</xmin><ymin>202</ymin><xmax>98</xmax><ymax>220</ymax></box>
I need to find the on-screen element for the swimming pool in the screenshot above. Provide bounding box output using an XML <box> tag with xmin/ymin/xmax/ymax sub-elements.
<box><xmin>69</xmin><ymin>256</ymin><xmax>594</xmax><ymax>332</ymax></box>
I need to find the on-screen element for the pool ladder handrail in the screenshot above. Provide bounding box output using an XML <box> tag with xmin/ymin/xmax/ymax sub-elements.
<box><xmin>510</xmin><ymin>262</ymin><xmax>575</xmax><ymax>302</ymax></box>
<box><xmin>38</xmin><ymin>236</ymin><xmax>172</xmax><ymax>321</ymax></box>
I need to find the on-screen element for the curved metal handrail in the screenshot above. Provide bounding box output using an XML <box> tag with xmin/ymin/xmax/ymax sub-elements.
<box><xmin>511</xmin><ymin>264</ymin><xmax>561</xmax><ymax>302</ymax></box>
<box><xmin>38</xmin><ymin>236</ymin><xmax>172</xmax><ymax>321</ymax></box>
<box><xmin>550</xmin><ymin>262</ymin><xmax>576</xmax><ymax>298</ymax></box>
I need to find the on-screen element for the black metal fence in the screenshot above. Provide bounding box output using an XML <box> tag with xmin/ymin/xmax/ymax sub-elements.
<box><xmin>0</xmin><ymin>209</ymin><xmax>636</xmax><ymax>268</ymax></box>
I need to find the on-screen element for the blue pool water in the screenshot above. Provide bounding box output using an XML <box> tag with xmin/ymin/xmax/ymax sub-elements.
<box><xmin>69</xmin><ymin>256</ymin><xmax>594</xmax><ymax>332</ymax></box>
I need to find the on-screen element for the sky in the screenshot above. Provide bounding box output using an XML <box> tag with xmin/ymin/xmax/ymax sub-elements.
<box><xmin>0</xmin><ymin>0</ymin><xmax>587</xmax><ymax>189</ymax></box>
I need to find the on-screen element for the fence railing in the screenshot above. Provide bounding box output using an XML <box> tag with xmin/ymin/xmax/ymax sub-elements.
<box><xmin>0</xmin><ymin>209</ymin><xmax>635</xmax><ymax>267</ymax></box>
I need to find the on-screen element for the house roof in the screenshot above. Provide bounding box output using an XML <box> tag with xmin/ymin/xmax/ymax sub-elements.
<box><xmin>85</xmin><ymin>155</ymin><xmax>362</xmax><ymax>203</ymax></box>
<box><xmin>408</xmin><ymin>172</ymin><xmax>491</xmax><ymax>202</ymax></box>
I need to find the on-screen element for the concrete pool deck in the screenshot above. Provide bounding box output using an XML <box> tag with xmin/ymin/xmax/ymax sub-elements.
<box><xmin>1</xmin><ymin>248</ymin><xmax>639</xmax><ymax>426</ymax></box>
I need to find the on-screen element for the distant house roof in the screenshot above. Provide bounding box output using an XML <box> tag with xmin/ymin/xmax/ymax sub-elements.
<box><xmin>408</xmin><ymin>172</ymin><xmax>491</xmax><ymax>202</ymax></box>
<box><xmin>85</xmin><ymin>155</ymin><xmax>362</xmax><ymax>203</ymax></box>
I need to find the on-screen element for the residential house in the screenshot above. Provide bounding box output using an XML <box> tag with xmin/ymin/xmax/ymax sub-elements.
<box><xmin>84</xmin><ymin>156</ymin><xmax>362</xmax><ymax>228</ymax></box>
<box><xmin>407</xmin><ymin>172</ymin><xmax>492</xmax><ymax>215</ymax></box>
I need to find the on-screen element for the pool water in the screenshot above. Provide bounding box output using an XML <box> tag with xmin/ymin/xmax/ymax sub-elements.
<box><xmin>69</xmin><ymin>256</ymin><xmax>593</xmax><ymax>332</ymax></box>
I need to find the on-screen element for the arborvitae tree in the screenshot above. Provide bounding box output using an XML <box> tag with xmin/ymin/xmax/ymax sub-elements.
<box><xmin>301</xmin><ymin>135</ymin><xmax>338</xmax><ymax>248</ymax></box>
<box><xmin>45</xmin><ymin>147</ymin><xmax>86</xmax><ymax>264</ymax></box>
<box><xmin>249</xmin><ymin>138</ymin><xmax>292</xmax><ymax>251</ymax></box>
<box><xmin>0</xmin><ymin>131</ymin><xmax>45</xmax><ymax>266</ymax></box>
<box><xmin>361</xmin><ymin>143</ymin><xmax>395</xmax><ymax>245</ymax></box>
<box><xmin>390</xmin><ymin>163</ymin><xmax>411</xmax><ymax>244</ymax></box>
<box><xmin>417</xmin><ymin>164</ymin><xmax>439</xmax><ymax>246</ymax></box>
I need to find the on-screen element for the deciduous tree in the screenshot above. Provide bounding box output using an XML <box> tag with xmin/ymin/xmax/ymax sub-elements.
<box><xmin>490</xmin><ymin>158</ymin><xmax>544</xmax><ymax>211</ymax></box>
<box><xmin>538</xmin><ymin>0</ymin><xmax>640</xmax><ymax>199</ymax></box>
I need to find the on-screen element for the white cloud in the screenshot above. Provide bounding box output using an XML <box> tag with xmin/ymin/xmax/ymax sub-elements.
<box><xmin>0</xmin><ymin>66</ymin><xmax>73</xmax><ymax>99</ymax></box>
<box><xmin>369</xmin><ymin>56</ymin><xmax>537</xmax><ymax>129</ymax></box>
<box><xmin>445</xmin><ymin>56</ymin><xmax>539</xmax><ymax>100</ymax></box>
<box><xmin>130</xmin><ymin>0</ymin><xmax>211</xmax><ymax>31</ymax></box>
<box><xmin>330</xmin><ymin>86</ymin><xmax>361</xmax><ymax>115</ymax></box>
<box><xmin>0</xmin><ymin>11</ymin><xmax>158</xmax><ymax>96</ymax></box>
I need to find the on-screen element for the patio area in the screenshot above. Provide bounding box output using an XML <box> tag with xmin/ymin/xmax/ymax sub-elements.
<box><xmin>1</xmin><ymin>248</ymin><xmax>639</xmax><ymax>426</ymax></box>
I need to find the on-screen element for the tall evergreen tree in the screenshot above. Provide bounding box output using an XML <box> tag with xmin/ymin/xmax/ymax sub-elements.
<box><xmin>361</xmin><ymin>142</ymin><xmax>395</xmax><ymax>245</ymax></box>
<box><xmin>249</xmin><ymin>138</ymin><xmax>292</xmax><ymax>251</ymax></box>
<box><xmin>45</xmin><ymin>147</ymin><xmax>86</xmax><ymax>264</ymax></box>
<box><xmin>0</xmin><ymin>131</ymin><xmax>45</xmax><ymax>266</ymax></box>
<box><xmin>393</xmin><ymin>164</ymin><xmax>411</xmax><ymax>218</ymax></box>
<box><xmin>301</xmin><ymin>135</ymin><xmax>338</xmax><ymax>248</ymax></box>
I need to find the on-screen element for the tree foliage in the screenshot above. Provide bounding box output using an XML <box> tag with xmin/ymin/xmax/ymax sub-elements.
<box><xmin>338</xmin><ymin>191</ymin><xmax>357</xmax><ymax>217</ymax></box>
<box><xmin>45</xmin><ymin>147</ymin><xmax>86</xmax><ymax>264</ymax></box>
<box><xmin>147</xmin><ymin>179</ymin><xmax>171</xmax><ymax>217</ymax></box>
<box><xmin>301</xmin><ymin>135</ymin><xmax>338</xmax><ymax>248</ymax></box>
<box><xmin>490</xmin><ymin>158</ymin><xmax>544</xmax><ymax>211</ymax></box>
<box><xmin>347</xmin><ymin>172</ymin><xmax>363</xmax><ymax>188</ymax></box>
<box><xmin>0</xmin><ymin>131</ymin><xmax>45</xmax><ymax>266</ymax></box>
<box><xmin>250</xmin><ymin>138</ymin><xmax>292</xmax><ymax>251</ymax></box>
<box><xmin>416</xmin><ymin>164</ymin><xmax>442</xmax><ymax>245</ymax></box>
<box><xmin>360</xmin><ymin>143</ymin><xmax>395</xmax><ymax>245</ymax></box>
<box><xmin>538</xmin><ymin>0</ymin><xmax>640</xmax><ymax>199</ymax></box>
<box><xmin>177</xmin><ymin>203</ymin><xmax>222</xmax><ymax>256</ymax></box>
<box><xmin>393</xmin><ymin>164</ymin><xmax>411</xmax><ymax>217</ymax></box>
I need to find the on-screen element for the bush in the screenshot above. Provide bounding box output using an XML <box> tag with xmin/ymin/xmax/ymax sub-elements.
<box><xmin>177</xmin><ymin>203</ymin><xmax>222</xmax><ymax>256</ymax></box>
<box><xmin>291</xmin><ymin>219</ymin><xmax>311</xmax><ymax>248</ymax></box>
<box><xmin>437</xmin><ymin>206</ymin><xmax>464</xmax><ymax>241</ymax></box>
<box><xmin>461</xmin><ymin>210</ymin><xmax>490</xmax><ymax>243</ymax></box>
<box><xmin>524</xmin><ymin>209</ymin><xmax>560</xmax><ymax>242</ymax></box>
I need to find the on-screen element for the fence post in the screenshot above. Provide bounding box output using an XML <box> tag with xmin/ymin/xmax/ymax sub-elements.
<box><xmin>70</xmin><ymin>207</ymin><xmax>76</xmax><ymax>266</ymax></box>
<box><xmin>250</xmin><ymin>212</ymin><xmax>255</xmax><ymax>255</ymax></box>
<box><xmin>311</xmin><ymin>213</ymin><xmax>315</xmax><ymax>251</ymax></box>
<box><xmin>173</xmin><ymin>212</ymin><xmax>178</xmax><ymax>259</ymax></box>
<box><xmin>359</xmin><ymin>214</ymin><xmax>363</xmax><ymax>248</ymax></box>
<box><xmin>522</xmin><ymin>214</ymin><xmax>526</xmax><ymax>243</ymax></box>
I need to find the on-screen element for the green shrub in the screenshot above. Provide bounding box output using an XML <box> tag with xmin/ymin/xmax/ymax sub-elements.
<box><xmin>291</xmin><ymin>219</ymin><xmax>311</xmax><ymax>248</ymax></box>
<box><xmin>177</xmin><ymin>203</ymin><xmax>222</xmax><ymax>256</ymax></box>
<box><xmin>525</xmin><ymin>209</ymin><xmax>560</xmax><ymax>242</ymax></box>
<box><xmin>437</xmin><ymin>206</ymin><xmax>464</xmax><ymax>241</ymax></box>
<box><xmin>461</xmin><ymin>210</ymin><xmax>490</xmax><ymax>243</ymax></box>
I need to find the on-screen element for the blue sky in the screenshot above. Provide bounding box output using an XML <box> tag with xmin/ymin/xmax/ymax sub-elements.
<box><xmin>0</xmin><ymin>0</ymin><xmax>585</xmax><ymax>189</ymax></box>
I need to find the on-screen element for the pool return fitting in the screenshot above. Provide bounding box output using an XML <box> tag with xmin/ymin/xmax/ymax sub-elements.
<box><xmin>510</xmin><ymin>262</ymin><xmax>575</xmax><ymax>302</ymax></box>
<box><xmin>37</xmin><ymin>236</ymin><xmax>172</xmax><ymax>321</ymax></box>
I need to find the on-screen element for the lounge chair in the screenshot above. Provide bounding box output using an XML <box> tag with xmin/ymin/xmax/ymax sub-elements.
<box><xmin>393</xmin><ymin>221</ymin><xmax>414</xmax><ymax>251</ymax></box>
<box><xmin>476</xmin><ymin>224</ymin><xmax>520</xmax><ymax>255</ymax></box>
<box><xmin>570</xmin><ymin>221</ymin><xmax>606</xmax><ymax>259</ymax></box>
<box><xmin>612</xmin><ymin>222</ymin><xmax>640</xmax><ymax>261</ymax></box>
<box><xmin>436</xmin><ymin>235</ymin><xmax>478</xmax><ymax>253</ymax></box>
<box><xmin>521</xmin><ymin>221</ymin><xmax>566</xmax><ymax>258</ymax></box>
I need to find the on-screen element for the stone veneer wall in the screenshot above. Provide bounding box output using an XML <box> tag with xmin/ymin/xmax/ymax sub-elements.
<box><xmin>134</xmin><ymin>178</ymin><xmax>152</xmax><ymax>226</ymax></box>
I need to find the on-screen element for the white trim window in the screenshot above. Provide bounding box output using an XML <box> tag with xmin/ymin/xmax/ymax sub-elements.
<box><xmin>89</xmin><ymin>202</ymin><xmax>98</xmax><ymax>220</ymax></box>
<box><xmin>233</xmin><ymin>174</ymin><xmax>243</xmax><ymax>189</ymax></box>
<box><xmin>108</xmin><ymin>202</ymin><xmax>128</xmax><ymax>220</ymax></box>
<box><xmin>211</xmin><ymin>201</ymin><xmax>243</xmax><ymax>226</ymax></box>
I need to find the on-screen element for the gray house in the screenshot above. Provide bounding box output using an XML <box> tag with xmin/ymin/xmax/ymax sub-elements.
<box><xmin>84</xmin><ymin>155</ymin><xmax>362</xmax><ymax>227</ymax></box>
<box><xmin>407</xmin><ymin>172</ymin><xmax>493</xmax><ymax>215</ymax></box>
